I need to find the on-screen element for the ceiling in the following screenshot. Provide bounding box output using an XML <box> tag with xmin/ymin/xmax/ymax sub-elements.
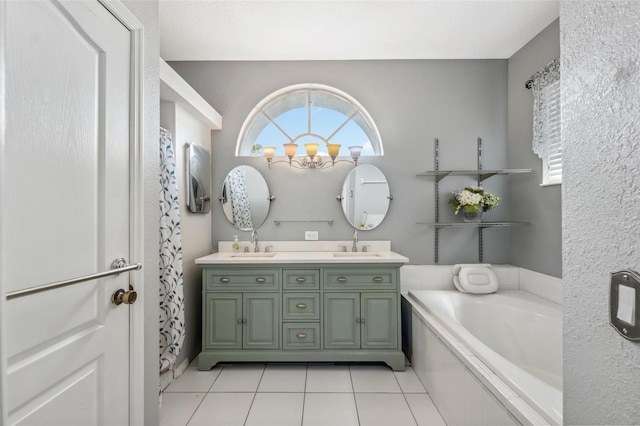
<box><xmin>159</xmin><ymin>1</ymin><xmax>559</xmax><ymax>61</ymax></box>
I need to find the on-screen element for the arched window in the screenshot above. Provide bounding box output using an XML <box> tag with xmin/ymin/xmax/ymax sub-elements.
<box><xmin>236</xmin><ymin>84</ymin><xmax>383</xmax><ymax>158</ymax></box>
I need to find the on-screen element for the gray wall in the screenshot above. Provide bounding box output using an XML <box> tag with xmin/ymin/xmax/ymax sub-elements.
<box><xmin>169</xmin><ymin>60</ymin><xmax>512</xmax><ymax>265</ymax></box>
<box><xmin>562</xmin><ymin>2</ymin><xmax>640</xmax><ymax>424</ymax></box>
<box><xmin>507</xmin><ymin>20</ymin><xmax>561</xmax><ymax>278</ymax></box>
<box><xmin>122</xmin><ymin>1</ymin><xmax>160</xmax><ymax>425</ymax></box>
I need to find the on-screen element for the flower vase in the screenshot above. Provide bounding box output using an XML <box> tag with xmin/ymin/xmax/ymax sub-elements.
<box><xmin>462</xmin><ymin>207</ymin><xmax>482</xmax><ymax>223</ymax></box>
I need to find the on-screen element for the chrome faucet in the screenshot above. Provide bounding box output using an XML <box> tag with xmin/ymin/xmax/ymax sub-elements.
<box><xmin>251</xmin><ymin>230</ymin><xmax>259</xmax><ymax>252</ymax></box>
<box><xmin>352</xmin><ymin>230</ymin><xmax>358</xmax><ymax>252</ymax></box>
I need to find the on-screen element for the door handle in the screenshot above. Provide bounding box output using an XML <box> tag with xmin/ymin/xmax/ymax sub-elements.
<box><xmin>112</xmin><ymin>285</ymin><xmax>138</xmax><ymax>305</ymax></box>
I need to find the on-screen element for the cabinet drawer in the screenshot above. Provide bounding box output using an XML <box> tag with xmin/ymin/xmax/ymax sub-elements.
<box><xmin>283</xmin><ymin>293</ymin><xmax>320</xmax><ymax>320</ymax></box>
<box><xmin>283</xmin><ymin>269</ymin><xmax>320</xmax><ymax>290</ymax></box>
<box><xmin>324</xmin><ymin>268</ymin><xmax>397</xmax><ymax>291</ymax></box>
<box><xmin>205</xmin><ymin>269</ymin><xmax>279</xmax><ymax>291</ymax></box>
<box><xmin>282</xmin><ymin>323</ymin><xmax>320</xmax><ymax>350</ymax></box>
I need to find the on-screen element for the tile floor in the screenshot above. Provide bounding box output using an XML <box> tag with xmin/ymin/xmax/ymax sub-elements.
<box><xmin>160</xmin><ymin>363</ymin><xmax>446</xmax><ymax>426</ymax></box>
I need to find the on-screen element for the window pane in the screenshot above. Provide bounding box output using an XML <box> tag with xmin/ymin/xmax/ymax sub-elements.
<box><xmin>242</xmin><ymin>113</ymin><xmax>272</xmax><ymax>155</ymax></box>
<box><xmin>311</xmin><ymin>106</ymin><xmax>350</xmax><ymax>138</ymax></box>
<box><xmin>331</xmin><ymin>120</ymin><xmax>374</xmax><ymax>155</ymax></box>
<box><xmin>273</xmin><ymin>107</ymin><xmax>308</xmax><ymax>138</ymax></box>
<box><xmin>310</xmin><ymin>90</ymin><xmax>356</xmax><ymax>117</ymax></box>
<box><xmin>253</xmin><ymin>121</ymin><xmax>291</xmax><ymax>155</ymax></box>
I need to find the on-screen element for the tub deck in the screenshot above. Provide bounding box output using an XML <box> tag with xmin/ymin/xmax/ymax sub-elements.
<box><xmin>407</xmin><ymin>290</ymin><xmax>562</xmax><ymax>425</ymax></box>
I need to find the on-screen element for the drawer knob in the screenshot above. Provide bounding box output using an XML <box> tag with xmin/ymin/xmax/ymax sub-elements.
<box><xmin>372</xmin><ymin>276</ymin><xmax>384</xmax><ymax>282</ymax></box>
<box><xmin>296</xmin><ymin>332</ymin><xmax>307</xmax><ymax>339</ymax></box>
<box><xmin>337</xmin><ymin>276</ymin><xmax>348</xmax><ymax>283</ymax></box>
<box><xmin>296</xmin><ymin>303</ymin><xmax>307</xmax><ymax>309</ymax></box>
<box><xmin>355</xmin><ymin>318</ymin><xmax>361</xmax><ymax>324</ymax></box>
<box><xmin>255</xmin><ymin>277</ymin><xmax>266</xmax><ymax>283</ymax></box>
<box><xmin>237</xmin><ymin>319</ymin><xmax>243</xmax><ymax>324</ymax></box>
<box><xmin>296</xmin><ymin>277</ymin><xmax>307</xmax><ymax>283</ymax></box>
<box><xmin>220</xmin><ymin>277</ymin><xmax>230</xmax><ymax>283</ymax></box>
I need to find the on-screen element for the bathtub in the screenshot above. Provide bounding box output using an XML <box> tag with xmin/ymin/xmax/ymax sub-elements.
<box><xmin>407</xmin><ymin>290</ymin><xmax>562</xmax><ymax>425</ymax></box>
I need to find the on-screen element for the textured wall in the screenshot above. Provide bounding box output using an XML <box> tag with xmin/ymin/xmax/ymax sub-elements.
<box><xmin>562</xmin><ymin>2</ymin><xmax>640</xmax><ymax>424</ymax></box>
<box><xmin>507</xmin><ymin>20</ymin><xmax>561</xmax><ymax>278</ymax></box>
<box><xmin>169</xmin><ymin>60</ymin><xmax>510</xmax><ymax>265</ymax></box>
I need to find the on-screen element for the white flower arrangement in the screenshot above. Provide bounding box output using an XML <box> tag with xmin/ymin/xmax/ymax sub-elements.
<box><xmin>449</xmin><ymin>187</ymin><xmax>500</xmax><ymax>215</ymax></box>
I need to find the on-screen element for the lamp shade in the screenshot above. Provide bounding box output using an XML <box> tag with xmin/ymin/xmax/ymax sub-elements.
<box><xmin>262</xmin><ymin>146</ymin><xmax>276</xmax><ymax>159</ymax></box>
<box><xmin>304</xmin><ymin>143</ymin><xmax>319</xmax><ymax>157</ymax></box>
<box><xmin>348</xmin><ymin>145</ymin><xmax>363</xmax><ymax>160</ymax></box>
<box><xmin>327</xmin><ymin>144</ymin><xmax>341</xmax><ymax>157</ymax></box>
<box><xmin>283</xmin><ymin>143</ymin><xmax>298</xmax><ymax>157</ymax></box>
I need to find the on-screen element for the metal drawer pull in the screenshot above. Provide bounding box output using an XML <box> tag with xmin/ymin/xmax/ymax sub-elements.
<box><xmin>372</xmin><ymin>276</ymin><xmax>384</xmax><ymax>282</ymax></box>
<box><xmin>296</xmin><ymin>303</ymin><xmax>307</xmax><ymax>309</ymax></box>
<box><xmin>296</xmin><ymin>332</ymin><xmax>307</xmax><ymax>339</ymax></box>
<box><xmin>361</xmin><ymin>318</ymin><xmax>366</xmax><ymax>324</ymax></box>
<box><xmin>237</xmin><ymin>319</ymin><xmax>243</xmax><ymax>324</ymax></box>
<box><xmin>337</xmin><ymin>276</ymin><xmax>348</xmax><ymax>283</ymax></box>
<box><xmin>255</xmin><ymin>277</ymin><xmax>266</xmax><ymax>283</ymax></box>
<box><xmin>356</xmin><ymin>318</ymin><xmax>361</xmax><ymax>324</ymax></box>
<box><xmin>220</xmin><ymin>277</ymin><xmax>230</xmax><ymax>283</ymax></box>
<box><xmin>296</xmin><ymin>277</ymin><xmax>307</xmax><ymax>283</ymax></box>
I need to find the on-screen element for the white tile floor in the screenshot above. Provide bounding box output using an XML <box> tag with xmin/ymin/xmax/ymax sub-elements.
<box><xmin>160</xmin><ymin>363</ymin><xmax>445</xmax><ymax>426</ymax></box>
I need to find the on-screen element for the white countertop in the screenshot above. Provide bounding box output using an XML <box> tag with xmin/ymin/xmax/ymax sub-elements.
<box><xmin>195</xmin><ymin>251</ymin><xmax>409</xmax><ymax>264</ymax></box>
<box><xmin>195</xmin><ymin>240</ymin><xmax>409</xmax><ymax>265</ymax></box>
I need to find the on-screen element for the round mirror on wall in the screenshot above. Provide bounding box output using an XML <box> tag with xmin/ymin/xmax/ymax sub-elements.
<box><xmin>220</xmin><ymin>166</ymin><xmax>272</xmax><ymax>231</ymax></box>
<box><xmin>339</xmin><ymin>164</ymin><xmax>391</xmax><ymax>230</ymax></box>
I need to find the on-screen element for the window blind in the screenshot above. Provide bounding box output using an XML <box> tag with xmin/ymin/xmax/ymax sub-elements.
<box><xmin>544</xmin><ymin>80</ymin><xmax>561</xmax><ymax>184</ymax></box>
<box><xmin>531</xmin><ymin>57</ymin><xmax>561</xmax><ymax>185</ymax></box>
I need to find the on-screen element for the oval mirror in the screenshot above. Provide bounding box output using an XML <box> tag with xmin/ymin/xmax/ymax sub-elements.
<box><xmin>340</xmin><ymin>164</ymin><xmax>390</xmax><ymax>230</ymax></box>
<box><xmin>220</xmin><ymin>165</ymin><xmax>271</xmax><ymax>231</ymax></box>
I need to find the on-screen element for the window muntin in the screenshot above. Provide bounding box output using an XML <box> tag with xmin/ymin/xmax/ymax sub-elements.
<box><xmin>237</xmin><ymin>84</ymin><xmax>382</xmax><ymax>157</ymax></box>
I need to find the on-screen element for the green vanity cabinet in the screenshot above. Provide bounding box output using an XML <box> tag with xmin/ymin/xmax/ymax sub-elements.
<box><xmin>324</xmin><ymin>292</ymin><xmax>398</xmax><ymax>349</ymax></box>
<box><xmin>204</xmin><ymin>293</ymin><xmax>279</xmax><ymax>350</ymax></box>
<box><xmin>198</xmin><ymin>263</ymin><xmax>405</xmax><ymax>371</ymax></box>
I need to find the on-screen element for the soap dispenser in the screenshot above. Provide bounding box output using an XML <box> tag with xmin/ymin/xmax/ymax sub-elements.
<box><xmin>232</xmin><ymin>235</ymin><xmax>240</xmax><ymax>251</ymax></box>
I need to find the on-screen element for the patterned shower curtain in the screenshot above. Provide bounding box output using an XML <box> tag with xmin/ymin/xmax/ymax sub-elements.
<box><xmin>159</xmin><ymin>127</ymin><xmax>186</xmax><ymax>373</ymax></box>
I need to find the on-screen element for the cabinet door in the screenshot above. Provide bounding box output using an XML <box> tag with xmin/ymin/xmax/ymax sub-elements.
<box><xmin>243</xmin><ymin>293</ymin><xmax>279</xmax><ymax>349</ymax></box>
<box><xmin>324</xmin><ymin>292</ymin><xmax>360</xmax><ymax>349</ymax></box>
<box><xmin>361</xmin><ymin>293</ymin><xmax>398</xmax><ymax>349</ymax></box>
<box><xmin>204</xmin><ymin>293</ymin><xmax>242</xmax><ymax>349</ymax></box>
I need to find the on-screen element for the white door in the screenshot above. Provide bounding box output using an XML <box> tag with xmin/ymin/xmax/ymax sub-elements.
<box><xmin>1</xmin><ymin>1</ymin><xmax>138</xmax><ymax>424</ymax></box>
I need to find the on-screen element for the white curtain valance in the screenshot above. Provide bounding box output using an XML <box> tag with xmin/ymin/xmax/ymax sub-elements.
<box><xmin>531</xmin><ymin>57</ymin><xmax>560</xmax><ymax>159</ymax></box>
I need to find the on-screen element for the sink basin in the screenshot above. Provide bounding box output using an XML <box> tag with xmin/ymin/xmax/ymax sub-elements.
<box><xmin>333</xmin><ymin>252</ymin><xmax>381</xmax><ymax>257</ymax></box>
<box><xmin>229</xmin><ymin>252</ymin><xmax>277</xmax><ymax>258</ymax></box>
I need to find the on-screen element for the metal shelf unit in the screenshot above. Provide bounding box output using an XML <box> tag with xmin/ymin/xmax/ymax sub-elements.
<box><xmin>416</xmin><ymin>221</ymin><xmax>531</xmax><ymax>228</ymax></box>
<box><xmin>417</xmin><ymin>137</ymin><xmax>531</xmax><ymax>263</ymax></box>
